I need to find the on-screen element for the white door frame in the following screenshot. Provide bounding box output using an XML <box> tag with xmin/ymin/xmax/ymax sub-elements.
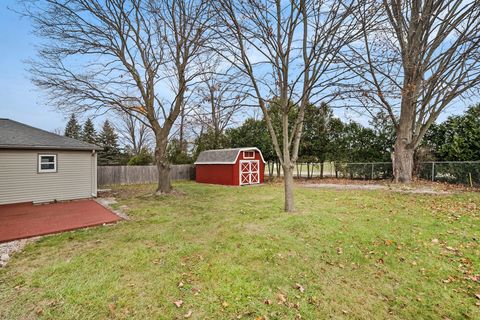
<box><xmin>239</xmin><ymin>160</ymin><xmax>260</xmax><ymax>185</ymax></box>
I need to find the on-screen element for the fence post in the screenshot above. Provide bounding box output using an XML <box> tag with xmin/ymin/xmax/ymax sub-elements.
<box><xmin>431</xmin><ymin>162</ymin><xmax>435</xmax><ymax>182</ymax></box>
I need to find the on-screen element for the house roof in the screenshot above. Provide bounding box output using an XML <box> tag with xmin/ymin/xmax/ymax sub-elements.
<box><xmin>0</xmin><ymin>118</ymin><xmax>102</xmax><ymax>151</ymax></box>
<box><xmin>195</xmin><ymin>147</ymin><xmax>265</xmax><ymax>164</ymax></box>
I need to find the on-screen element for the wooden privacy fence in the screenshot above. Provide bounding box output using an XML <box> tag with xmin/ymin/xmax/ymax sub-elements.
<box><xmin>98</xmin><ymin>165</ymin><xmax>195</xmax><ymax>186</ymax></box>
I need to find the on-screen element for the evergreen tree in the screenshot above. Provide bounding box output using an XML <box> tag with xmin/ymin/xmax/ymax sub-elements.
<box><xmin>300</xmin><ymin>103</ymin><xmax>333</xmax><ymax>163</ymax></box>
<box><xmin>167</xmin><ymin>139</ymin><xmax>193</xmax><ymax>164</ymax></box>
<box><xmin>81</xmin><ymin>118</ymin><xmax>97</xmax><ymax>144</ymax></box>
<box><xmin>425</xmin><ymin>104</ymin><xmax>480</xmax><ymax>161</ymax></box>
<box><xmin>226</xmin><ymin>119</ymin><xmax>275</xmax><ymax>162</ymax></box>
<box><xmin>64</xmin><ymin>114</ymin><xmax>81</xmax><ymax>139</ymax></box>
<box><xmin>193</xmin><ymin>129</ymin><xmax>229</xmax><ymax>160</ymax></box>
<box><xmin>98</xmin><ymin>120</ymin><xmax>120</xmax><ymax>165</ymax></box>
<box><xmin>369</xmin><ymin>111</ymin><xmax>396</xmax><ymax>159</ymax></box>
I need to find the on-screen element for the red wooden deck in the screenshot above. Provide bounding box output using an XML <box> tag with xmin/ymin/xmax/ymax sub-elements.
<box><xmin>0</xmin><ymin>200</ymin><xmax>120</xmax><ymax>243</ymax></box>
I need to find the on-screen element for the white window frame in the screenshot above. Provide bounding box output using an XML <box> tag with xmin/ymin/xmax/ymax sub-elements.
<box><xmin>243</xmin><ymin>150</ymin><xmax>255</xmax><ymax>159</ymax></box>
<box><xmin>38</xmin><ymin>154</ymin><xmax>57</xmax><ymax>173</ymax></box>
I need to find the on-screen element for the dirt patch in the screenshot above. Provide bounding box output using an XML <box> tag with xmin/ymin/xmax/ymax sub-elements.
<box><xmin>396</xmin><ymin>187</ymin><xmax>452</xmax><ymax>195</ymax></box>
<box><xmin>295</xmin><ymin>178</ymin><xmax>386</xmax><ymax>185</ymax></box>
<box><xmin>268</xmin><ymin>177</ymin><xmax>478</xmax><ymax>192</ymax></box>
<box><xmin>302</xmin><ymin>183</ymin><xmax>386</xmax><ymax>190</ymax></box>
<box><xmin>301</xmin><ymin>183</ymin><xmax>453</xmax><ymax>195</ymax></box>
<box><xmin>294</xmin><ymin>177</ymin><xmax>480</xmax><ymax>194</ymax></box>
<box><xmin>99</xmin><ymin>185</ymin><xmax>188</xmax><ymax>199</ymax></box>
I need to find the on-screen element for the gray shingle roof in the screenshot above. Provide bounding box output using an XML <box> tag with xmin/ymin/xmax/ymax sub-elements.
<box><xmin>0</xmin><ymin>118</ymin><xmax>102</xmax><ymax>151</ymax></box>
<box><xmin>195</xmin><ymin>147</ymin><xmax>264</xmax><ymax>164</ymax></box>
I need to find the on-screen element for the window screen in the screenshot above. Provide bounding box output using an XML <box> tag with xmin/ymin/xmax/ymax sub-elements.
<box><xmin>38</xmin><ymin>155</ymin><xmax>57</xmax><ymax>173</ymax></box>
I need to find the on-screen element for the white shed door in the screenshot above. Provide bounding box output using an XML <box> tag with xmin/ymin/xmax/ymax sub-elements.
<box><xmin>240</xmin><ymin>160</ymin><xmax>260</xmax><ymax>185</ymax></box>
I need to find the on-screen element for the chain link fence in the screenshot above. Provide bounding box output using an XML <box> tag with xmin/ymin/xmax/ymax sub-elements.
<box><xmin>265</xmin><ymin>161</ymin><xmax>480</xmax><ymax>187</ymax></box>
<box><xmin>418</xmin><ymin>161</ymin><xmax>480</xmax><ymax>186</ymax></box>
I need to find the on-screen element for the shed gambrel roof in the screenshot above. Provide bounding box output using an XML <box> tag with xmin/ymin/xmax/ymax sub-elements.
<box><xmin>0</xmin><ymin>118</ymin><xmax>102</xmax><ymax>151</ymax></box>
<box><xmin>195</xmin><ymin>147</ymin><xmax>265</xmax><ymax>164</ymax></box>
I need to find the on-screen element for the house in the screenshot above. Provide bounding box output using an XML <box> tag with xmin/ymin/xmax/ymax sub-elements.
<box><xmin>0</xmin><ymin>119</ymin><xmax>102</xmax><ymax>205</ymax></box>
<box><xmin>195</xmin><ymin>147</ymin><xmax>265</xmax><ymax>186</ymax></box>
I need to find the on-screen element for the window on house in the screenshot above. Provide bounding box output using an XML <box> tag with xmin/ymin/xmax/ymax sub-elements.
<box><xmin>243</xmin><ymin>151</ymin><xmax>255</xmax><ymax>159</ymax></box>
<box><xmin>38</xmin><ymin>154</ymin><xmax>57</xmax><ymax>173</ymax></box>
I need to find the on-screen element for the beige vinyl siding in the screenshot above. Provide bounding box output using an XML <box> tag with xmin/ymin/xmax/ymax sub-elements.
<box><xmin>0</xmin><ymin>149</ymin><xmax>97</xmax><ymax>205</ymax></box>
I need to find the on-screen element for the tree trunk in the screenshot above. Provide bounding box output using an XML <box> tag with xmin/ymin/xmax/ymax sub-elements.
<box><xmin>179</xmin><ymin>103</ymin><xmax>186</xmax><ymax>153</ymax></box>
<box><xmin>394</xmin><ymin>95</ymin><xmax>416</xmax><ymax>183</ymax></box>
<box><xmin>320</xmin><ymin>162</ymin><xmax>324</xmax><ymax>178</ymax></box>
<box><xmin>155</xmin><ymin>138</ymin><xmax>172</xmax><ymax>194</ymax></box>
<box><xmin>393</xmin><ymin>136</ymin><xmax>414</xmax><ymax>183</ymax></box>
<box><xmin>156</xmin><ymin>160</ymin><xmax>171</xmax><ymax>193</ymax></box>
<box><xmin>283</xmin><ymin>164</ymin><xmax>295</xmax><ymax>212</ymax></box>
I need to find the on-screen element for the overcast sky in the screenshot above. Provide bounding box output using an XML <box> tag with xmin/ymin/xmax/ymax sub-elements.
<box><xmin>0</xmin><ymin>0</ymin><xmax>474</xmax><ymax>134</ymax></box>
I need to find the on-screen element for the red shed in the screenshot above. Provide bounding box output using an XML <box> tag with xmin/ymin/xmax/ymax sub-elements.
<box><xmin>195</xmin><ymin>147</ymin><xmax>265</xmax><ymax>186</ymax></box>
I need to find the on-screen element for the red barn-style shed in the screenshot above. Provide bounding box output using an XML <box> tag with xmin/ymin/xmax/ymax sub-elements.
<box><xmin>195</xmin><ymin>148</ymin><xmax>265</xmax><ymax>186</ymax></box>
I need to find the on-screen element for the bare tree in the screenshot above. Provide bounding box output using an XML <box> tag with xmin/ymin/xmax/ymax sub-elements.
<box><xmin>214</xmin><ymin>0</ymin><xmax>362</xmax><ymax>211</ymax></box>
<box><xmin>190</xmin><ymin>57</ymin><xmax>248</xmax><ymax>148</ymax></box>
<box><xmin>114</xmin><ymin>112</ymin><xmax>153</xmax><ymax>156</ymax></box>
<box><xmin>345</xmin><ymin>0</ymin><xmax>480</xmax><ymax>183</ymax></box>
<box><xmin>21</xmin><ymin>0</ymin><xmax>211</xmax><ymax>193</ymax></box>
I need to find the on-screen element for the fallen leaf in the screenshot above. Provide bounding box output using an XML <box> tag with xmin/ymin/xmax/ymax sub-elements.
<box><xmin>475</xmin><ymin>293</ymin><xmax>480</xmax><ymax>300</ymax></box>
<box><xmin>431</xmin><ymin>239</ymin><xmax>439</xmax><ymax>244</ymax></box>
<box><xmin>108</xmin><ymin>303</ymin><xmax>115</xmax><ymax>316</ymax></box>
<box><xmin>469</xmin><ymin>275</ymin><xmax>480</xmax><ymax>282</ymax></box>
<box><xmin>384</xmin><ymin>239</ymin><xmax>393</xmax><ymax>246</ymax></box>
<box><xmin>336</xmin><ymin>247</ymin><xmax>343</xmax><ymax>254</ymax></box>
<box><xmin>291</xmin><ymin>302</ymin><xmax>300</xmax><ymax>309</ymax></box>
<box><xmin>173</xmin><ymin>300</ymin><xmax>183</xmax><ymax>308</ymax></box>
<box><xmin>277</xmin><ymin>293</ymin><xmax>287</xmax><ymax>304</ymax></box>
<box><xmin>222</xmin><ymin>301</ymin><xmax>229</xmax><ymax>308</ymax></box>
<box><xmin>184</xmin><ymin>310</ymin><xmax>193</xmax><ymax>318</ymax></box>
<box><xmin>178</xmin><ymin>281</ymin><xmax>184</xmax><ymax>288</ymax></box>
<box><xmin>294</xmin><ymin>283</ymin><xmax>305</xmax><ymax>293</ymax></box>
<box><xmin>191</xmin><ymin>287</ymin><xmax>200</xmax><ymax>296</ymax></box>
<box><xmin>264</xmin><ymin>299</ymin><xmax>272</xmax><ymax>305</ymax></box>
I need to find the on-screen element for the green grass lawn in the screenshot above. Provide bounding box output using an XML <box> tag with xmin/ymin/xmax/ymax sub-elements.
<box><xmin>0</xmin><ymin>181</ymin><xmax>479</xmax><ymax>319</ymax></box>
